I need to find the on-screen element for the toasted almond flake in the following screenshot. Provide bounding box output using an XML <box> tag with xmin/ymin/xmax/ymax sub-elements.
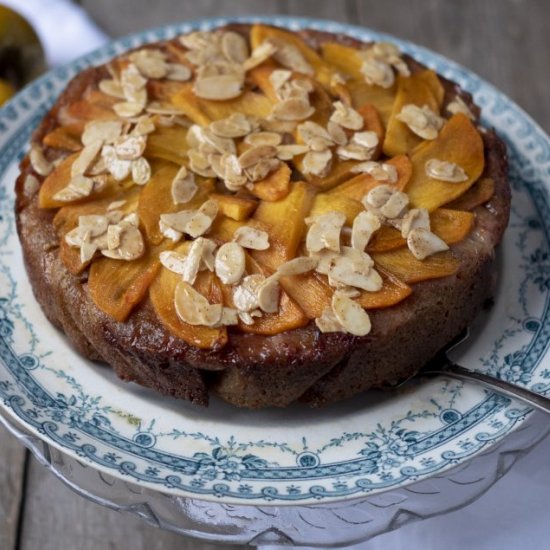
<box><xmin>114</xmin><ymin>135</ymin><xmax>147</xmax><ymax>160</ymax></box>
<box><xmin>257</xmin><ymin>275</ymin><xmax>280</xmax><ymax>313</ymax></box>
<box><xmin>29</xmin><ymin>144</ymin><xmax>53</xmax><ymax>176</ymax></box>
<box><xmin>188</xmin><ymin>149</ymin><xmax>216</xmax><ymax>177</ymax></box>
<box><xmin>330</xmin><ymin>101</ymin><xmax>364</xmax><ymax>130</ymax></box>
<box><xmin>233</xmin><ymin>226</ymin><xmax>270</xmax><ymax>250</ymax></box>
<box><xmin>82</xmin><ymin>120</ymin><xmax>123</xmax><ymax>146</ymax></box>
<box><xmin>131</xmin><ymin>157</ymin><xmax>151</xmax><ymax>185</ymax></box>
<box><xmin>306</xmin><ymin>211</ymin><xmax>346</xmax><ymax>254</ymax></box>
<box><xmin>199</xmin><ymin>127</ymin><xmax>236</xmax><ymax>155</ymax></box>
<box><xmin>209</xmin><ymin>113</ymin><xmax>253</xmax><ymax>138</ymax></box>
<box><xmin>101</xmin><ymin>225</ymin><xmax>145</xmax><ymax>261</ymax></box>
<box><xmin>276</xmin><ymin>144</ymin><xmax>310</xmax><ymax>160</ymax></box>
<box><xmin>315</xmin><ymin>306</ymin><xmax>344</xmax><ymax>333</ymax></box>
<box><xmin>179</xmin><ymin>238</ymin><xmax>205</xmax><ymax>283</ymax></box>
<box><xmin>336</xmin><ymin>286</ymin><xmax>362</xmax><ymax>298</ymax></box>
<box><xmin>107</xmin><ymin>224</ymin><xmax>123</xmax><ymax>250</ymax></box>
<box><xmin>80</xmin><ymin>242</ymin><xmax>98</xmax><ymax>263</ymax></box>
<box><xmin>113</xmin><ymin>100</ymin><xmax>144</xmax><ymax>118</ymax></box>
<box><xmin>260</xmin><ymin>118</ymin><xmax>297</xmax><ymax>133</ymax></box>
<box><xmin>351</xmin><ymin>161</ymin><xmax>398</xmax><ymax>183</ymax></box>
<box><xmin>221</xmin><ymin>31</ymin><xmax>249</xmax><ymax>64</ymax></box>
<box><xmin>327</xmin><ymin>121</ymin><xmax>348</xmax><ymax>146</ymax></box>
<box><xmin>328</xmin><ymin>247</ymin><xmax>382</xmax><ymax>292</ymax></box>
<box><xmin>238</xmin><ymin>311</ymin><xmax>255</xmax><ymax>325</ymax></box>
<box><xmin>129</xmin><ymin>48</ymin><xmax>168</xmax><ymax>79</ymax></box>
<box><xmin>245</xmin><ymin>157</ymin><xmax>280</xmax><ymax>182</ymax></box>
<box><xmin>102</xmin><ymin>145</ymin><xmax>132</xmax><ymax>181</ymax></box>
<box><xmin>242</xmin><ymin>41</ymin><xmax>277</xmax><ymax>71</ymax></box>
<box><xmin>425</xmin><ymin>158</ymin><xmax>468</xmax><ymax>182</ymax></box>
<box><xmin>361</xmin><ymin>58</ymin><xmax>394</xmax><ymax>88</ymax></box>
<box><xmin>271</xmin><ymin>98</ymin><xmax>315</xmax><ymax>121</ymax></box>
<box><xmin>107</xmin><ymin>200</ymin><xmax>126</xmax><ymax>211</ymax></box>
<box><xmin>447</xmin><ymin>95</ymin><xmax>475</xmax><ymax>120</ymax></box>
<box><xmin>132</xmin><ymin>115</ymin><xmax>156</xmax><ymax>136</ymax></box>
<box><xmin>216</xmin><ymin>307</ymin><xmax>240</xmax><ymax>326</ymax></box>
<box><xmin>215</xmin><ymin>242</ymin><xmax>246</xmax><ymax>284</ymax></box>
<box><xmin>159</xmin><ymin>219</ymin><xmax>183</xmax><ymax>242</ymax></box>
<box><xmin>400</xmin><ymin>208</ymin><xmax>430</xmax><ymax>238</ymax></box>
<box><xmin>193</xmin><ymin>74</ymin><xmax>243</xmax><ymax>100</ymax></box>
<box><xmin>363</xmin><ymin>184</ymin><xmax>395</xmax><ymax>209</ymax></box>
<box><xmin>302</xmin><ymin>149</ymin><xmax>333</xmax><ymax>177</ymax></box>
<box><xmin>379</xmin><ymin>190</ymin><xmax>409</xmax><ymax>219</ymax></box>
<box><xmin>238</xmin><ymin>145</ymin><xmax>278</xmax><ymax>169</ymax></box>
<box><xmin>332</xmin><ymin>292</ymin><xmax>372</xmax><ymax>336</ymax></box>
<box><xmin>98</xmin><ymin>79</ymin><xmax>125</xmax><ymax>99</ymax></box>
<box><xmin>269</xmin><ymin>38</ymin><xmax>314</xmax><ymax>76</ymax></box>
<box><xmin>23</xmin><ymin>174</ymin><xmax>40</xmax><ymax>198</ymax></box>
<box><xmin>298</xmin><ymin>121</ymin><xmax>333</xmax><ymax>149</ymax></box>
<box><xmin>166</xmin><ymin>63</ymin><xmax>192</xmax><ymax>81</ymax></box>
<box><xmin>396</xmin><ymin>104</ymin><xmax>445</xmax><ymax>140</ymax></box>
<box><xmin>175</xmin><ymin>281</ymin><xmax>219</xmax><ymax>326</ymax></box>
<box><xmin>269</xmin><ymin>69</ymin><xmax>292</xmax><ymax>92</ymax></box>
<box><xmin>71</xmin><ymin>140</ymin><xmax>103</xmax><ymax>177</ymax></box>
<box><xmin>277</xmin><ymin>256</ymin><xmax>319</xmax><ymax>276</ymax></box>
<box><xmin>120</xmin><ymin>212</ymin><xmax>139</xmax><ymax>227</ymax></box>
<box><xmin>233</xmin><ymin>274</ymin><xmax>264</xmax><ymax>312</ymax></box>
<box><xmin>312</xmin><ymin>250</ymin><xmax>339</xmax><ymax>275</ymax></box>
<box><xmin>52</xmin><ymin>174</ymin><xmax>94</xmax><ymax>202</ymax></box>
<box><xmin>351</xmin><ymin>211</ymin><xmax>382</xmax><ymax>251</ymax></box>
<box><xmin>159</xmin><ymin>210</ymin><xmax>195</xmax><ymax>232</ymax></box>
<box><xmin>407</xmin><ymin>227</ymin><xmax>449</xmax><ymax>260</ymax></box>
<box><xmin>185</xmin><ymin>212</ymin><xmax>213</xmax><ymax>238</ymax></box>
<box><xmin>244</xmin><ymin>131</ymin><xmax>282</xmax><ymax>147</ymax></box>
<box><xmin>171</xmin><ymin>166</ymin><xmax>198</xmax><ymax>204</ymax></box>
<box><xmin>78</xmin><ymin>214</ymin><xmax>109</xmax><ymax>237</ymax></box>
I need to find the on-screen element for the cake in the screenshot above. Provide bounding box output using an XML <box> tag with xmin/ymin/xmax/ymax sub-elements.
<box><xmin>14</xmin><ymin>24</ymin><xmax>510</xmax><ymax>409</ymax></box>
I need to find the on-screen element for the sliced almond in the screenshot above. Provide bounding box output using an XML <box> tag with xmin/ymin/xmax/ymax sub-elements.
<box><xmin>269</xmin><ymin>38</ymin><xmax>314</xmax><ymax>76</ymax></box>
<box><xmin>332</xmin><ymin>292</ymin><xmax>372</xmax><ymax>336</ymax></box>
<box><xmin>327</xmin><ymin>121</ymin><xmax>348</xmax><ymax>146</ymax></box>
<box><xmin>396</xmin><ymin>104</ymin><xmax>445</xmax><ymax>140</ymax></box>
<box><xmin>113</xmin><ymin>100</ymin><xmax>145</xmax><ymax>118</ymax></box>
<box><xmin>23</xmin><ymin>174</ymin><xmax>39</xmax><ymax>198</ymax></box>
<box><xmin>269</xmin><ymin>69</ymin><xmax>292</xmax><ymax>93</ymax></box>
<box><xmin>315</xmin><ymin>306</ymin><xmax>345</xmax><ymax>333</ymax></box>
<box><xmin>302</xmin><ymin>149</ymin><xmax>333</xmax><ymax>177</ymax></box>
<box><xmin>159</xmin><ymin>250</ymin><xmax>188</xmax><ymax>275</ymax></box>
<box><xmin>233</xmin><ymin>226</ymin><xmax>270</xmax><ymax>250</ymax></box>
<box><xmin>29</xmin><ymin>144</ymin><xmax>53</xmax><ymax>176</ymax></box>
<box><xmin>78</xmin><ymin>214</ymin><xmax>109</xmax><ymax>237</ymax></box>
<box><xmin>276</xmin><ymin>144</ymin><xmax>310</xmax><ymax>160</ymax></box>
<box><xmin>131</xmin><ymin>157</ymin><xmax>151</xmax><ymax>185</ymax></box>
<box><xmin>159</xmin><ymin>210</ymin><xmax>195</xmax><ymax>233</ymax></box>
<box><xmin>71</xmin><ymin>140</ymin><xmax>103</xmax><ymax>177</ymax></box>
<box><xmin>361</xmin><ymin>58</ymin><xmax>394</xmax><ymax>88</ymax></box>
<box><xmin>193</xmin><ymin>74</ymin><xmax>243</xmax><ymax>101</ymax></box>
<box><xmin>242</xmin><ymin>41</ymin><xmax>277</xmax><ymax>71</ymax></box>
<box><xmin>330</xmin><ymin>101</ymin><xmax>364</xmax><ymax>130</ymax></box>
<box><xmin>101</xmin><ymin>225</ymin><xmax>145</xmax><ymax>261</ymax></box>
<box><xmin>447</xmin><ymin>95</ymin><xmax>475</xmax><ymax>120</ymax></box>
<box><xmin>276</xmin><ymin>256</ymin><xmax>318</xmax><ymax>276</ymax></box>
<box><xmin>407</xmin><ymin>227</ymin><xmax>449</xmax><ymax>260</ymax></box>
<box><xmin>238</xmin><ymin>145</ymin><xmax>277</xmax><ymax>169</ymax></box>
<box><xmin>166</xmin><ymin>63</ymin><xmax>192</xmax><ymax>81</ymax></box>
<box><xmin>400</xmin><ymin>208</ymin><xmax>430</xmax><ymax>238</ymax></box>
<box><xmin>244</xmin><ymin>131</ymin><xmax>282</xmax><ymax>147</ymax></box>
<box><xmin>209</xmin><ymin>113</ymin><xmax>254</xmax><ymax>138</ymax></box>
<box><xmin>327</xmin><ymin>247</ymin><xmax>382</xmax><ymax>292</ymax></box>
<box><xmin>175</xmin><ymin>281</ymin><xmax>221</xmax><ymax>326</ymax></box>
<box><xmin>297</xmin><ymin>121</ymin><xmax>333</xmax><ymax>150</ymax></box>
<box><xmin>221</xmin><ymin>31</ymin><xmax>249</xmax><ymax>64</ymax></box>
<box><xmin>271</xmin><ymin>98</ymin><xmax>315</xmax><ymax>121</ymax></box>
<box><xmin>129</xmin><ymin>48</ymin><xmax>168</xmax><ymax>79</ymax></box>
<box><xmin>351</xmin><ymin>211</ymin><xmax>382</xmax><ymax>251</ymax></box>
<box><xmin>379</xmin><ymin>190</ymin><xmax>409</xmax><ymax>219</ymax></box>
<box><xmin>351</xmin><ymin>161</ymin><xmax>398</xmax><ymax>183</ymax></box>
<box><xmin>171</xmin><ymin>166</ymin><xmax>198</xmax><ymax>204</ymax></box>
<box><xmin>82</xmin><ymin>120</ymin><xmax>123</xmax><ymax>146</ymax></box>
<box><xmin>425</xmin><ymin>158</ymin><xmax>468</xmax><ymax>182</ymax></box>
<box><xmin>114</xmin><ymin>135</ymin><xmax>147</xmax><ymax>161</ymax></box>
<box><xmin>363</xmin><ymin>184</ymin><xmax>395</xmax><ymax>209</ymax></box>
<box><xmin>99</xmin><ymin>79</ymin><xmax>125</xmax><ymax>99</ymax></box>
<box><xmin>106</xmin><ymin>224</ymin><xmax>123</xmax><ymax>250</ymax></box>
<box><xmin>52</xmin><ymin>174</ymin><xmax>94</xmax><ymax>202</ymax></box>
<box><xmin>257</xmin><ymin>275</ymin><xmax>280</xmax><ymax>313</ymax></box>
<box><xmin>305</xmin><ymin>211</ymin><xmax>346</xmax><ymax>254</ymax></box>
<box><xmin>214</xmin><ymin>242</ymin><xmax>246</xmax><ymax>285</ymax></box>
<box><xmin>233</xmin><ymin>274</ymin><xmax>264</xmax><ymax>312</ymax></box>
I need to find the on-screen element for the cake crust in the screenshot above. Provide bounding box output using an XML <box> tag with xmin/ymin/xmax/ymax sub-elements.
<box><xmin>15</xmin><ymin>26</ymin><xmax>510</xmax><ymax>408</ymax></box>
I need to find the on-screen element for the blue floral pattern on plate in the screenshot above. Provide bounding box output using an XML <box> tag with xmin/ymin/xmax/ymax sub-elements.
<box><xmin>0</xmin><ymin>16</ymin><xmax>549</xmax><ymax>505</ymax></box>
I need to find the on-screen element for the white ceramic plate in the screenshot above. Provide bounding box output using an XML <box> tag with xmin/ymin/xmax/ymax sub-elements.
<box><xmin>1</xmin><ymin>16</ymin><xmax>549</xmax><ymax>506</ymax></box>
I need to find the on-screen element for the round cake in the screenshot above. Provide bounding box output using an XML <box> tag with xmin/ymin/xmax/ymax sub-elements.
<box><xmin>15</xmin><ymin>24</ymin><xmax>510</xmax><ymax>409</ymax></box>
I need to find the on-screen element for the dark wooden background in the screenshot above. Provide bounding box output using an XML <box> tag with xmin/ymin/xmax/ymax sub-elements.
<box><xmin>1</xmin><ymin>1</ymin><xmax>549</xmax><ymax>549</ymax></box>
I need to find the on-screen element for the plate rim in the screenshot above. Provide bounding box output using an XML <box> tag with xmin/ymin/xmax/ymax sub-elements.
<box><xmin>1</xmin><ymin>15</ymin><xmax>550</xmax><ymax>506</ymax></box>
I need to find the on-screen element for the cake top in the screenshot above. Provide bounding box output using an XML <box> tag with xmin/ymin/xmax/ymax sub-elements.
<box><xmin>29</xmin><ymin>24</ymin><xmax>492</xmax><ymax>349</ymax></box>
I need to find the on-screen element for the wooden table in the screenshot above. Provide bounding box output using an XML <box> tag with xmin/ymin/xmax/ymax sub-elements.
<box><xmin>1</xmin><ymin>1</ymin><xmax>549</xmax><ymax>548</ymax></box>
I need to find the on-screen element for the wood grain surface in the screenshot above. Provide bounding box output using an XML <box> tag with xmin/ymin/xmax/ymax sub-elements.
<box><xmin>1</xmin><ymin>1</ymin><xmax>549</xmax><ymax>548</ymax></box>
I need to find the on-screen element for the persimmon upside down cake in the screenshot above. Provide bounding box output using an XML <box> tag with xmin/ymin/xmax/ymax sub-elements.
<box><xmin>15</xmin><ymin>24</ymin><xmax>510</xmax><ymax>409</ymax></box>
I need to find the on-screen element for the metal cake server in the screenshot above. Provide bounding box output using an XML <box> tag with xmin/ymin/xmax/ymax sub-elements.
<box><xmin>406</xmin><ymin>329</ymin><xmax>550</xmax><ymax>414</ymax></box>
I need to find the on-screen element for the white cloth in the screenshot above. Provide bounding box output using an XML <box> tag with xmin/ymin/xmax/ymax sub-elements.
<box><xmin>1</xmin><ymin>0</ymin><xmax>108</xmax><ymax>67</ymax></box>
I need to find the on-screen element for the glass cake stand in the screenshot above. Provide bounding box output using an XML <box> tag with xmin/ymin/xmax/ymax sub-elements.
<box><xmin>2</xmin><ymin>409</ymin><xmax>548</xmax><ymax>547</ymax></box>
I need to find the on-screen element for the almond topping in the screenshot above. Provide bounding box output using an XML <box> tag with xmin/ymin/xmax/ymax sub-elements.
<box><xmin>276</xmin><ymin>144</ymin><xmax>310</xmax><ymax>160</ymax></box>
<box><xmin>302</xmin><ymin>149</ymin><xmax>333</xmax><ymax>177</ymax></box>
<box><xmin>233</xmin><ymin>226</ymin><xmax>270</xmax><ymax>250</ymax></box>
<box><xmin>52</xmin><ymin>174</ymin><xmax>94</xmax><ymax>202</ymax></box>
<box><xmin>447</xmin><ymin>95</ymin><xmax>475</xmax><ymax>120</ymax></box>
<box><xmin>351</xmin><ymin>161</ymin><xmax>398</xmax><ymax>183</ymax></box>
<box><xmin>407</xmin><ymin>227</ymin><xmax>449</xmax><ymax>260</ymax></box>
<box><xmin>233</xmin><ymin>274</ymin><xmax>264</xmax><ymax>312</ymax></box>
<box><xmin>244</xmin><ymin>132</ymin><xmax>282</xmax><ymax>147</ymax></box>
<box><xmin>361</xmin><ymin>58</ymin><xmax>395</xmax><ymax>88</ymax></box>
<box><xmin>159</xmin><ymin>250</ymin><xmax>188</xmax><ymax>275</ymax></box>
<box><xmin>276</xmin><ymin>256</ymin><xmax>319</xmax><ymax>276</ymax></box>
<box><xmin>129</xmin><ymin>48</ymin><xmax>169</xmax><ymax>79</ymax></box>
<box><xmin>114</xmin><ymin>135</ymin><xmax>147</xmax><ymax>161</ymax></box>
<box><xmin>29</xmin><ymin>144</ymin><xmax>53</xmax><ymax>176</ymax></box>
<box><xmin>209</xmin><ymin>113</ymin><xmax>255</xmax><ymax>138</ymax></box>
<box><xmin>271</xmin><ymin>98</ymin><xmax>315</xmax><ymax>121</ymax></box>
<box><xmin>379</xmin><ymin>191</ymin><xmax>409</xmax><ymax>219</ymax></box>
<box><xmin>331</xmin><ymin>292</ymin><xmax>372</xmax><ymax>336</ymax></box>
<box><xmin>71</xmin><ymin>140</ymin><xmax>103</xmax><ymax>177</ymax></box>
<box><xmin>193</xmin><ymin>74</ymin><xmax>244</xmax><ymax>101</ymax></box>
<box><xmin>215</xmin><ymin>242</ymin><xmax>246</xmax><ymax>285</ymax></box>
<box><xmin>351</xmin><ymin>211</ymin><xmax>382</xmax><ymax>251</ymax></box>
<box><xmin>238</xmin><ymin>145</ymin><xmax>277</xmax><ymax>168</ymax></box>
<box><xmin>396</xmin><ymin>104</ymin><xmax>445</xmax><ymax>140</ymax></box>
<box><xmin>337</xmin><ymin>131</ymin><xmax>378</xmax><ymax>161</ymax></box>
<box><xmin>425</xmin><ymin>159</ymin><xmax>468</xmax><ymax>182</ymax></box>
<box><xmin>242</xmin><ymin>41</ymin><xmax>277</xmax><ymax>71</ymax></box>
<box><xmin>166</xmin><ymin>63</ymin><xmax>192</xmax><ymax>82</ymax></box>
<box><xmin>171</xmin><ymin>166</ymin><xmax>198</xmax><ymax>204</ymax></box>
<box><xmin>101</xmin><ymin>225</ymin><xmax>145</xmax><ymax>261</ymax></box>
<box><xmin>221</xmin><ymin>31</ymin><xmax>249</xmax><ymax>64</ymax></box>
<box><xmin>400</xmin><ymin>208</ymin><xmax>430</xmax><ymax>238</ymax></box>
<box><xmin>98</xmin><ymin>79</ymin><xmax>125</xmax><ymax>99</ymax></box>
<box><xmin>330</xmin><ymin>101</ymin><xmax>364</xmax><ymax>130</ymax></box>
<box><xmin>131</xmin><ymin>157</ymin><xmax>151</xmax><ymax>185</ymax></box>
<box><xmin>327</xmin><ymin>246</ymin><xmax>382</xmax><ymax>292</ymax></box>
<box><xmin>82</xmin><ymin>120</ymin><xmax>123</xmax><ymax>146</ymax></box>
<box><xmin>269</xmin><ymin>38</ymin><xmax>314</xmax><ymax>75</ymax></box>
<box><xmin>305</xmin><ymin>211</ymin><xmax>346</xmax><ymax>254</ymax></box>
<box><xmin>174</xmin><ymin>281</ymin><xmax>222</xmax><ymax>327</ymax></box>
<box><xmin>257</xmin><ymin>275</ymin><xmax>280</xmax><ymax>313</ymax></box>
<box><xmin>315</xmin><ymin>306</ymin><xmax>345</xmax><ymax>333</ymax></box>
